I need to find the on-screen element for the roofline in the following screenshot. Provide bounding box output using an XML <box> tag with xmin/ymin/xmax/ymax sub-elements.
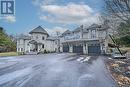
<box><xmin>29</xmin><ymin>32</ymin><xmax>48</xmax><ymax>34</ymax></box>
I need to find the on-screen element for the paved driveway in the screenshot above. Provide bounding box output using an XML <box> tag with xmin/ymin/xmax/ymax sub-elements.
<box><xmin>0</xmin><ymin>53</ymin><xmax>117</xmax><ymax>87</ymax></box>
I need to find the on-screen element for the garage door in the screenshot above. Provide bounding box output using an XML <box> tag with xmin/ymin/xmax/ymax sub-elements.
<box><xmin>88</xmin><ymin>44</ymin><xmax>101</xmax><ymax>54</ymax></box>
<box><xmin>63</xmin><ymin>45</ymin><xmax>69</xmax><ymax>52</ymax></box>
<box><xmin>73</xmin><ymin>45</ymin><xmax>83</xmax><ymax>53</ymax></box>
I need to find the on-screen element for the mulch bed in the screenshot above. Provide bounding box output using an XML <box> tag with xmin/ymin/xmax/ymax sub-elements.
<box><xmin>106</xmin><ymin>58</ymin><xmax>130</xmax><ymax>87</ymax></box>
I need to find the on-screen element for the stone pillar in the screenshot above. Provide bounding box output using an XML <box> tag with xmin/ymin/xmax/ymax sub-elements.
<box><xmin>28</xmin><ymin>46</ymin><xmax>30</xmax><ymax>52</ymax></box>
<box><xmin>86</xmin><ymin>43</ymin><xmax>88</xmax><ymax>54</ymax></box>
<box><xmin>83</xmin><ymin>43</ymin><xmax>88</xmax><ymax>54</ymax></box>
<box><xmin>100</xmin><ymin>43</ymin><xmax>103</xmax><ymax>54</ymax></box>
<box><xmin>38</xmin><ymin>45</ymin><xmax>41</xmax><ymax>52</ymax></box>
<box><xmin>69</xmin><ymin>45</ymin><xmax>73</xmax><ymax>53</ymax></box>
<box><xmin>27</xmin><ymin>45</ymin><xmax>30</xmax><ymax>52</ymax></box>
<box><xmin>60</xmin><ymin>45</ymin><xmax>63</xmax><ymax>52</ymax></box>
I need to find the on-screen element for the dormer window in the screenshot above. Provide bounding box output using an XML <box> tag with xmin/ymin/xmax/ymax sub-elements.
<box><xmin>42</xmin><ymin>36</ymin><xmax>45</xmax><ymax>40</ymax></box>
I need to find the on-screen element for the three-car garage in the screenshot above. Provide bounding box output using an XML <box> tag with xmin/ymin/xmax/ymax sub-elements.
<box><xmin>63</xmin><ymin>40</ymin><xmax>102</xmax><ymax>54</ymax></box>
<box><xmin>62</xmin><ymin>40</ymin><xmax>101</xmax><ymax>54</ymax></box>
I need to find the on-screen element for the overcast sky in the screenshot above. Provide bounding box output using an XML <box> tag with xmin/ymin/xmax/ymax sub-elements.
<box><xmin>0</xmin><ymin>0</ymin><xmax>104</xmax><ymax>35</ymax></box>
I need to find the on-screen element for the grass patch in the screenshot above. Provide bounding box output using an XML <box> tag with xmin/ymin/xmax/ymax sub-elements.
<box><xmin>120</xmin><ymin>47</ymin><xmax>130</xmax><ymax>53</ymax></box>
<box><xmin>0</xmin><ymin>52</ymin><xmax>22</xmax><ymax>57</ymax></box>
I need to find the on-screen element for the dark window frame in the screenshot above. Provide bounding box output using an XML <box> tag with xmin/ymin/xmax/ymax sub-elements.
<box><xmin>42</xmin><ymin>44</ymin><xmax>44</xmax><ymax>48</ymax></box>
<box><xmin>42</xmin><ymin>36</ymin><xmax>45</xmax><ymax>40</ymax></box>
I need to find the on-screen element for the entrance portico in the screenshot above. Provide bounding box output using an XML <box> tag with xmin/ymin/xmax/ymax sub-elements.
<box><xmin>29</xmin><ymin>40</ymin><xmax>44</xmax><ymax>52</ymax></box>
<box><xmin>29</xmin><ymin>40</ymin><xmax>38</xmax><ymax>52</ymax></box>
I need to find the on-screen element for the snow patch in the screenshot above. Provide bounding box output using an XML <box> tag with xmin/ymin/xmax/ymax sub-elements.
<box><xmin>57</xmin><ymin>54</ymin><xmax>66</xmax><ymax>56</ymax></box>
<box><xmin>77</xmin><ymin>57</ymin><xmax>84</xmax><ymax>62</ymax></box>
<box><xmin>83</xmin><ymin>56</ymin><xmax>90</xmax><ymax>62</ymax></box>
<box><xmin>77</xmin><ymin>56</ymin><xmax>90</xmax><ymax>62</ymax></box>
<box><xmin>108</xmin><ymin>57</ymin><xmax>112</xmax><ymax>59</ymax></box>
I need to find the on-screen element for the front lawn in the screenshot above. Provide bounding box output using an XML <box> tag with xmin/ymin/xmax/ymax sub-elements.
<box><xmin>120</xmin><ymin>47</ymin><xmax>130</xmax><ymax>53</ymax></box>
<box><xmin>0</xmin><ymin>52</ymin><xmax>22</xmax><ymax>57</ymax></box>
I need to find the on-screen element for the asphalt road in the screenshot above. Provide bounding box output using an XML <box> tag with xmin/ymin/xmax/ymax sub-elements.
<box><xmin>0</xmin><ymin>53</ymin><xmax>117</xmax><ymax>87</ymax></box>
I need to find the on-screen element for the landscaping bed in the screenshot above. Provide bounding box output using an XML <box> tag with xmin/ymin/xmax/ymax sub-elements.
<box><xmin>107</xmin><ymin>58</ymin><xmax>130</xmax><ymax>87</ymax></box>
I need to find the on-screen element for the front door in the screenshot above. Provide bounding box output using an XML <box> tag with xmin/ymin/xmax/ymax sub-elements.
<box><xmin>35</xmin><ymin>44</ymin><xmax>38</xmax><ymax>52</ymax></box>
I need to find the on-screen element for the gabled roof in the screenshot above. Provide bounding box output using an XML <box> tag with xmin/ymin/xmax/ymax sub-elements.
<box><xmin>62</xmin><ymin>30</ymin><xmax>71</xmax><ymax>35</ymax></box>
<box><xmin>29</xmin><ymin>26</ymin><xmax>49</xmax><ymax>35</ymax></box>
<box><xmin>88</xmin><ymin>23</ymin><xmax>101</xmax><ymax>29</ymax></box>
<box><xmin>73</xmin><ymin>25</ymin><xmax>83</xmax><ymax>32</ymax></box>
<box><xmin>83</xmin><ymin>28</ymin><xmax>89</xmax><ymax>33</ymax></box>
<box><xmin>98</xmin><ymin>24</ymin><xmax>109</xmax><ymax>31</ymax></box>
<box><xmin>73</xmin><ymin>27</ymin><xmax>81</xmax><ymax>32</ymax></box>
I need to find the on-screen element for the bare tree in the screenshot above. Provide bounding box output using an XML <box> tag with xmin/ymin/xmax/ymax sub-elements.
<box><xmin>99</xmin><ymin>15</ymin><xmax>120</xmax><ymax>35</ymax></box>
<box><xmin>104</xmin><ymin>0</ymin><xmax>130</xmax><ymax>21</ymax></box>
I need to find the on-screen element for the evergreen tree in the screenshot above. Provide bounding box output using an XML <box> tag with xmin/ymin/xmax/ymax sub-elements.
<box><xmin>0</xmin><ymin>27</ymin><xmax>16</xmax><ymax>52</ymax></box>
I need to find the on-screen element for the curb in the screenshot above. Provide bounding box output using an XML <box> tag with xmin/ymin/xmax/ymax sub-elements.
<box><xmin>104</xmin><ymin>58</ymin><xmax>119</xmax><ymax>87</ymax></box>
<box><xmin>106</xmin><ymin>65</ymin><xmax>119</xmax><ymax>87</ymax></box>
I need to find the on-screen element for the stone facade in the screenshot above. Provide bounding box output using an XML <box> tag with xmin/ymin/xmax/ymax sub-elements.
<box><xmin>59</xmin><ymin>24</ymin><xmax>109</xmax><ymax>54</ymax></box>
<box><xmin>17</xmin><ymin>26</ymin><xmax>58</xmax><ymax>53</ymax></box>
<box><xmin>17</xmin><ymin>24</ymin><xmax>109</xmax><ymax>54</ymax></box>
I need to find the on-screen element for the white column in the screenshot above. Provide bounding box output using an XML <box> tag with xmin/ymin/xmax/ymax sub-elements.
<box><xmin>38</xmin><ymin>45</ymin><xmax>41</xmax><ymax>52</ymax></box>
<box><xmin>100</xmin><ymin>43</ymin><xmax>103</xmax><ymax>54</ymax></box>
<box><xmin>83</xmin><ymin>43</ymin><xmax>88</xmax><ymax>54</ymax></box>
<box><xmin>28</xmin><ymin>45</ymin><xmax>30</xmax><ymax>52</ymax></box>
<box><xmin>19</xmin><ymin>48</ymin><xmax>21</xmax><ymax>52</ymax></box>
<box><xmin>60</xmin><ymin>45</ymin><xmax>63</xmax><ymax>52</ymax></box>
<box><xmin>69</xmin><ymin>45</ymin><xmax>73</xmax><ymax>53</ymax></box>
<box><xmin>86</xmin><ymin>44</ymin><xmax>88</xmax><ymax>54</ymax></box>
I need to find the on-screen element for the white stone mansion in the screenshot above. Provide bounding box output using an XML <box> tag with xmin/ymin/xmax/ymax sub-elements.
<box><xmin>17</xmin><ymin>24</ymin><xmax>109</xmax><ymax>54</ymax></box>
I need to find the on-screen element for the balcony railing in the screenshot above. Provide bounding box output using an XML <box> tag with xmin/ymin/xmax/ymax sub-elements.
<box><xmin>61</xmin><ymin>37</ymin><xmax>102</xmax><ymax>43</ymax></box>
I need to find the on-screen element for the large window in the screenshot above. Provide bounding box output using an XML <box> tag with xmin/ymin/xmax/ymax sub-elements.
<box><xmin>91</xmin><ymin>30</ymin><xmax>97</xmax><ymax>38</ymax></box>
